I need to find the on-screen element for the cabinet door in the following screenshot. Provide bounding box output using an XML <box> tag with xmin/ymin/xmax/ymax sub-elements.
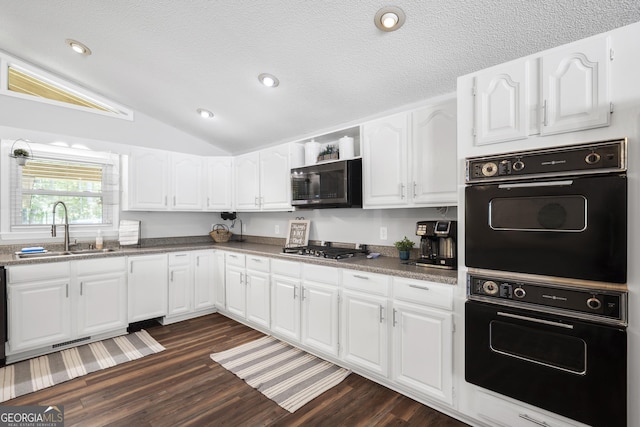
<box><xmin>473</xmin><ymin>61</ymin><xmax>530</xmax><ymax>145</ymax></box>
<box><xmin>234</xmin><ymin>152</ymin><xmax>261</xmax><ymax>211</ymax></box>
<box><xmin>225</xmin><ymin>265</ymin><xmax>246</xmax><ymax>317</ymax></box>
<box><xmin>260</xmin><ymin>144</ymin><xmax>292</xmax><ymax>210</ymax></box>
<box><xmin>541</xmin><ymin>36</ymin><xmax>611</xmax><ymax>135</ymax></box>
<box><xmin>193</xmin><ymin>251</ymin><xmax>215</xmax><ymax>311</ymax></box>
<box><xmin>301</xmin><ymin>281</ymin><xmax>339</xmax><ymax>357</ymax></box>
<box><xmin>362</xmin><ymin>113</ymin><xmax>410</xmax><ymax>207</ymax></box>
<box><xmin>271</xmin><ymin>275</ymin><xmax>301</xmax><ymax>342</ymax></box>
<box><xmin>246</xmin><ymin>271</ymin><xmax>270</xmax><ymax>328</ymax></box>
<box><xmin>8</xmin><ymin>280</ymin><xmax>72</xmax><ymax>352</ymax></box>
<box><xmin>168</xmin><ymin>263</ymin><xmax>192</xmax><ymax>317</ymax></box>
<box><xmin>77</xmin><ymin>271</ymin><xmax>127</xmax><ymax>336</ymax></box>
<box><xmin>411</xmin><ymin>100</ymin><xmax>457</xmax><ymax>205</ymax></box>
<box><xmin>128</xmin><ymin>254</ymin><xmax>168</xmax><ymax>322</ymax></box>
<box><xmin>206</xmin><ymin>157</ymin><xmax>234</xmax><ymax>211</ymax></box>
<box><xmin>128</xmin><ymin>149</ymin><xmax>169</xmax><ymax>210</ymax></box>
<box><xmin>391</xmin><ymin>302</ymin><xmax>453</xmax><ymax>405</ymax></box>
<box><xmin>213</xmin><ymin>251</ymin><xmax>226</xmax><ymax>308</ymax></box>
<box><xmin>341</xmin><ymin>290</ymin><xmax>388</xmax><ymax>377</ymax></box>
<box><xmin>171</xmin><ymin>153</ymin><xmax>204</xmax><ymax>210</ymax></box>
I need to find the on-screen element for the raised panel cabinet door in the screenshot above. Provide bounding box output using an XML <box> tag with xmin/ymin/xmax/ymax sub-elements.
<box><xmin>225</xmin><ymin>265</ymin><xmax>246</xmax><ymax>318</ymax></box>
<box><xmin>168</xmin><ymin>264</ymin><xmax>192</xmax><ymax>317</ymax></box>
<box><xmin>246</xmin><ymin>271</ymin><xmax>270</xmax><ymax>328</ymax></box>
<box><xmin>271</xmin><ymin>275</ymin><xmax>301</xmax><ymax>342</ymax></box>
<box><xmin>301</xmin><ymin>282</ymin><xmax>339</xmax><ymax>357</ymax></box>
<box><xmin>206</xmin><ymin>157</ymin><xmax>234</xmax><ymax>211</ymax></box>
<box><xmin>193</xmin><ymin>251</ymin><xmax>216</xmax><ymax>311</ymax></box>
<box><xmin>341</xmin><ymin>290</ymin><xmax>388</xmax><ymax>377</ymax></box>
<box><xmin>473</xmin><ymin>61</ymin><xmax>529</xmax><ymax>145</ymax></box>
<box><xmin>77</xmin><ymin>271</ymin><xmax>127</xmax><ymax>336</ymax></box>
<box><xmin>128</xmin><ymin>255</ymin><xmax>168</xmax><ymax>323</ymax></box>
<box><xmin>412</xmin><ymin>99</ymin><xmax>458</xmax><ymax>206</ymax></box>
<box><xmin>391</xmin><ymin>302</ymin><xmax>453</xmax><ymax>405</ymax></box>
<box><xmin>171</xmin><ymin>153</ymin><xmax>204</xmax><ymax>210</ymax></box>
<box><xmin>541</xmin><ymin>36</ymin><xmax>611</xmax><ymax>135</ymax></box>
<box><xmin>213</xmin><ymin>251</ymin><xmax>226</xmax><ymax>309</ymax></box>
<box><xmin>8</xmin><ymin>280</ymin><xmax>72</xmax><ymax>352</ymax></box>
<box><xmin>234</xmin><ymin>152</ymin><xmax>261</xmax><ymax>211</ymax></box>
<box><xmin>362</xmin><ymin>113</ymin><xmax>410</xmax><ymax>207</ymax></box>
<box><xmin>128</xmin><ymin>149</ymin><xmax>169</xmax><ymax>210</ymax></box>
<box><xmin>260</xmin><ymin>144</ymin><xmax>292</xmax><ymax>210</ymax></box>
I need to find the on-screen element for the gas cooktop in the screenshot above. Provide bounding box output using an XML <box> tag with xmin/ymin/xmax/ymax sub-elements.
<box><xmin>282</xmin><ymin>245</ymin><xmax>368</xmax><ymax>260</ymax></box>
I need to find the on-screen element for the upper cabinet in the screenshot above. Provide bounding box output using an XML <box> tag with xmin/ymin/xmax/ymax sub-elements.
<box><xmin>171</xmin><ymin>153</ymin><xmax>204</xmax><ymax>210</ymax></box>
<box><xmin>234</xmin><ymin>142</ymin><xmax>303</xmax><ymax>212</ymax></box>
<box><xmin>206</xmin><ymin>157</ymin><xmax>234</xmax><ymax>211</ymax></box>
<box><xmin>471</xmin><ymin>36</ymin><xmax>611</xmax><ymax>147</ymax></box>
<box><xmin>362</xmin><ymin>98</ymin><xmax>457</xmax><ymax>208</ymax></box>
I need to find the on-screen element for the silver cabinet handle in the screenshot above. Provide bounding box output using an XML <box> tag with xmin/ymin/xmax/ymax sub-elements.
<box><xmin>173</xmin><ymin>195</ymin><xmax>176</xmax><ymax>206</ymax></box>
<box><xmin>293</xmin><ymin>286</ymin><xmax>298</xmax><ymax>299</ymax></box>
<box><xmin>413</xmin><ymin>182</ymin><xmax>417</xmax><ymax>198</ymax></box>
<box><xmin>196</xmin><ymin>256</ymin><xmax>200</xmax><ymax>267</ymax></box>
<box><xmin>379</xmin><ymin>305</ymin><xmax>385</xmax><ymax>323</ymax></box>
<box><xmin>170</xmin><ymin>271</ymin><xmax>174</xmax><ymax>282</ymax></box>
<box><xmin>66</xmin><ymin>284</ymin><xmax>69</xmax><ymax>298</ymax></box>
<box><xmin>251</xmin><ymin>258</ymin><xmax>263</xmax><ymax>263</ymax></box>
<box><xmin>400</xmin><ymin>183</ymin><xmax>405</xmax><ymax>199</ymax></box>
<box><xmin>255</xmin><ymin>196</ymin><xmax>259</xmax><ymax>206</ymax></box>
<box><xmin>175</xmin><ymin>253</ymin><xmax>188</xmax><ymax>257</ymax></box>
<box><xmin>392</xmin><ymin>308</ymin><xmax>397</xmax><ymax>326</ymax></box>
<box><xmin>301</xmin><ymin>287</ymin><xmax>306</xmax><ymax>301</ymax></box>
<box><xmin>240</xmin><ymin>273</ymin><xmax>243</xmax><ymax>284</ymax></box>
<box><xmin>80</xmin><ymin>282</ymin><xmax>83</xmax><ymax>296</ymax></box>
<box><xmin>353</xmin><ymin>274</ymin><xmax>369</xmax><ymax>280</ymax></box>
<box><xmin>519</xmin><ymin>413</ymin><xmax>552</xmax><ymax>427</ymax></box>
<box><xmin>409</xmin><ymin>284</ymin><xmax>430</xmax><ymax>291</ymax></box>
<box><xmin>542</xmin><ymin>99</ymin><xmax>548</xmax><ymax>126</ymax></box>
<box><xmin>207</xmin><ymin>197</ymin><xmax>210</xmax><ymax>207</ymax></box>
<box><xmin>164</xmin><ymin>196</ymin><xmax>168</xmax><ymax>206</ymax></box>
<box><xmin>228</xmin><ymin>254</ymin><xmax>238</xmax><ymax>259</ymax></box>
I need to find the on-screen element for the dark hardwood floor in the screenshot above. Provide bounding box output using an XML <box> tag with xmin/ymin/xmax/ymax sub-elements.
<box><xmin>6</xmin><ymin>313</ymin><xmax>469</xmax><ymax>426</ymax></box>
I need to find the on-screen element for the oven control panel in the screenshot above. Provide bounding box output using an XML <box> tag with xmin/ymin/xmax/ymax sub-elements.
<box><xmin>465</xmin><ymin>138</ymin><xmax>626</xmax><ymax>183</ymax></box>
<box><xmin>467</xmin><ymin>273</ymin><xmax>627</xmax><ymax>323</ymax></box>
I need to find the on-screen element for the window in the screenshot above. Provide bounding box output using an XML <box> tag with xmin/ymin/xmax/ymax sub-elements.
<box><xmin>3</xmin><ymin>140</ymin><xmax>119</xmax><ymax>236</ymax></box>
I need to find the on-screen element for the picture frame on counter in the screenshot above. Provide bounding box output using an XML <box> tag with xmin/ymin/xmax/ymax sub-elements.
<box><xmin>285</xmin><ymin>219</ymin><xmax>310</xmax><ymax>247</ymax></box>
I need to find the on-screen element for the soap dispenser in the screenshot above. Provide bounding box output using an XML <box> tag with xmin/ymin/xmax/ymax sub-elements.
<box><xmin>96</xmin><ymin>229</ymin><xmax>104</xmax><ymax>250</ymax></box>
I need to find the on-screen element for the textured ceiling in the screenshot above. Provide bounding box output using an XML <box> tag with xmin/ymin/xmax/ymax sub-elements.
<box><xmin>1</xmin><ymin>0</ymin><xmax>639</xmax><ymax>154</ymax></box>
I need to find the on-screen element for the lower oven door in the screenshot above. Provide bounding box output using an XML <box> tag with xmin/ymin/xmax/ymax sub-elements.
<box><xmin>465</xmin><ymin>300</ymin><xmax>627</xmax><ymax>427</ymax></box>
<box><xmin>465</xmin><ymin>174</ymin><xmax>627</xmax><ymax>283</ymax></box>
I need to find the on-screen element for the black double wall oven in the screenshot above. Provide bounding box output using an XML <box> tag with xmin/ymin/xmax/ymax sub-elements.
<box><xmin>464</xmin><ymin>139</ymin><xmax>628</xmax><ymax>427</ymax></box>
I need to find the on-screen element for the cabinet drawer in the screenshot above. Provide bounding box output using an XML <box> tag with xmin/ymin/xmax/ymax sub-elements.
<box><xmin>271</xmin><ymin>259</ymin><xmax>301</xmax><ymax>277</ymax></box>
<box><xmin>225</xmin><ymin>252</ymin><xmax>245</xmax><ymax>267</ymax></box>
<box><xmin>77</xmin><ymin>257</ymin><xmax>126</xmax><ymax>275</ymax></box>
<box><xmin>169</xmin><ymin>252</ymin><xmax>191</xmax><ymax>266</ymax></box>
<box><xmin>303</xmin><ymin>264</ymin><xmax>339</xmax><ymax>285</ymax></box>
<box><xmin>342</xmin><ymin>270</ymin><xmax>389</xmax><ymax>296</ymax></box>
<box><xmin>393</xmin><ymin>278</ymin><xmax>453</xmax><ymax>311</ymax></box>
<box><xmin>8</xmin><ymin>262</ymin><xmax>70</xmax><ymax>283</ymax></box>
<box><xmin>246</xmin><ymin>255</ymin><xmax>269</xmax><ymax>272</ymax></box>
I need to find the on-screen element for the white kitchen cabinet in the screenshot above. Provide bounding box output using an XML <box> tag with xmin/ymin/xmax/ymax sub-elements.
<box><xmin>7</xmin><ymin>263</ymin><xmax>72</xmax><ymax>353</ymax></box>
<box><xmin>126</xmin><ymin>148</ymin><xmax>170</xmax><ymax>210</ymax></box>
<box><xmin>128</xmin><ymin>254</ymin><xmax>168</xmax><ymax>322</ymax></box>
<box><xmin>245</xmin><ymin>256</ymin><xmax>271</xmax><ymax>328</ymax></box>
<box><xmin>234</xmin><ymin>143</ymin><xmax>303</xmax><ymax>211</ymax></box>
<box><xmin>206</xmin><ymin>157</ymin><xmax>234</xmax><ymax>211</ymax></box>
<box><xmin>541</xmin><ymin>36</ymin><xmax>611</xmax><ymax>136</ymax></box>
<box><xmin>76</xmin><ymin>257</ymin><xmax>127</xmax><ymax>337</ymax></box>
<box><xmin>362</xmin><ymin>100</ymin><xmax>457</xmax><ymax>208</ymax></box>
<box><xmin>225</xmin><ymin>253</ymin><xmax>246</xmax><ymax>317</ymax></box>
<box><xmin>270</xmin><ymin>259</ymin><xmax>302</xmax><ymax>342</ymax></box>
<box><xmin>301</xmin><ymin>264</ymin><xmax>340</xmax><ymax>357</ymax></box>
<box><xmin>193</xmin><ymin>250</ymin><xmax>216</xmax><ymax>311</ymax></box>
<box><xmin>171</xmin><ymin>153</ymin><xmax>204</xmax><ymax>210</ymax></box>
<box><xmin>167</xmin><ymin>253</ymin><xmax>192</xmax><ymax>318</ymax></box>
<box><xmin>213</xmin><ymin>250</ymin><xmax>226</xmax><ymax>309</ymax></box>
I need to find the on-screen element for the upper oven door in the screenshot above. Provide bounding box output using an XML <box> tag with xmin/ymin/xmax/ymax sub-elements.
<box><xmin>465</xmin><ymin>174</ymin><xmax>627</xmax><ymax>283</ymax></box>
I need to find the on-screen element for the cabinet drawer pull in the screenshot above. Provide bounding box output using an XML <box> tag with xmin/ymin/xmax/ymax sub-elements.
<box><xmin>409</xmin><ymin>284</ymin><xmax>430</xmax><ymax>291</ymax></box>
<box><xmin>519</xmin><ymin>413</ymin><xmax>552</xmax><ymax>427</ymax></box>
<box><xmin>251</xmin><ymin>258</ymin><xmax>263</xmax><ymax>263</ymax></box>
<box><xmin>175</xmin><ymin>254</ymin><xmax>188</xmax><ymax>257</ymax></box>
<box><xmin>353</xmin><ymin>274</ymin><xmax>369</xmax><ymax>280</ymax></box>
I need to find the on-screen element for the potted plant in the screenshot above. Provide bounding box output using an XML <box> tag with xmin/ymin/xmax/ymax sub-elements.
<box><xmin>12</xmin><ymin>148</ymin><xmax>30</xmax><ymax>166</ymax></box>
<box><xmin>394</xmin><ymin>236</ymin><xmax>415</xmax><ymax>261</ymax></box>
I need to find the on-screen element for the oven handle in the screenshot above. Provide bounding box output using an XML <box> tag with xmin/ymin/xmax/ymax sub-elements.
<box><xmin>497</xmin><ymin>311</ymin><xmax>574</xmax><ymax>329</ymax></box>
<box><xmin>497</xmin><ymin>180</ymin><xmax>573</xmax><ymax>189</ymax></box>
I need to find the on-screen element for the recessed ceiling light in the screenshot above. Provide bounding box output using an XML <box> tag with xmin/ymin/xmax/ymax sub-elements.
<box><xmin>197</xmin><ymin>108</ymin><xmax>214</xmax><ymax>119</ymax></box>
<box><xmin>258</xmin><ymin>73</ymin><xmax>280</xmax><ymax>88</ymax></box>
<box><xmin>374</xmin><ymin>6</ymin><xmax>406</xmax><ymax>32</ymax></box>
<box><xmin>65</xmin><ymin>39</ymin><xmax>92</xmax><ymax>56</ymax></box>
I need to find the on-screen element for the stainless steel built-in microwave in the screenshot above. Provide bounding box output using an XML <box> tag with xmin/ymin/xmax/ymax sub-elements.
<box><xmin>291</xmin><ymin>158</ymin><xmax>362</xmax><ymax>209</ymax></box>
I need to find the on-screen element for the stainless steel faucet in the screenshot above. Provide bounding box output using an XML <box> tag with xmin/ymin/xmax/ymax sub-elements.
<box><xmin>51</xmin><ymin>201</ymin><xmax>70</xmax><ymax>251</ymax></box>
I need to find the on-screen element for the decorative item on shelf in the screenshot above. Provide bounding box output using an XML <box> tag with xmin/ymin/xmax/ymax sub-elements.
<box><xmin>394</xmin><ymin>236</ymin><xmax>415</xmax><ymax>260</ymax></box>
<box><xmin>210</xmin><ymin>224</ymin><xmax>232</xmax><ymax>243</ymax></box>
<box><xmin>317</xmin><ymin>144</ymin><xmax>339</xmax><ymax>162</ymax></box>
<box><xmin>10</xmin><ymin>139</ymin><xmax>33</xmax><ymax>166</ymax></box>
<box><xmin>304</xmin><ymin>139</ymin><xmax>320</xmax><ymax>165</ymax></box>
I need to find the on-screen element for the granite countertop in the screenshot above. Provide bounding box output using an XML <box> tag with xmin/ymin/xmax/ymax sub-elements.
<box><xmin>0</xmin><ymin>240</ymin><xmax>458</xmax><ymax>286</ymax></box>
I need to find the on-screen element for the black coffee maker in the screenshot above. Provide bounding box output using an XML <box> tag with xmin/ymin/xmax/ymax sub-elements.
<box><xmin>415</xmin><ymin>220</ymin><xmax>457</xmax><ymax>269</ymax></box>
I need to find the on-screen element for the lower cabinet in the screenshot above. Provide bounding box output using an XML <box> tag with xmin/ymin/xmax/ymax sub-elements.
<box><xmin>128</xmin><ymin>254</ymin><xmax>168</xmax><ymax>323</ymax></box>
<box><xmin>7</xmin><ymin>258</ymin><xmax>127</xmax><ymax>358</ymax></box>
<box><xmin>301</xmin><ymin>264</ymin><xmax>340</xmax><ymax>357</ymax></box>
<box><xmin>213</xmin><ymin>251</ymin><xmax>226</xmax><ymax>309</ymax></box>
<box><xmin>224</xmin><ymin>253</ymin><xmax>271</xmax><ymax>329</ymax></box>
<box><xmin>271</xmin><ymin>259</ymin><xmax>302</xmax><ymax>342</ymax></box>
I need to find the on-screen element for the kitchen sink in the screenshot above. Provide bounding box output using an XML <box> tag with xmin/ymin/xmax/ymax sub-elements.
<box><xmin>15</xmin><ymin>248</ymin><xmax>118</xmax><ymax>259</ymax></box>
<box><xmin>70</xmin><ymin>248</ymin><xmax>117</xmax><ymax>255</ymax></box>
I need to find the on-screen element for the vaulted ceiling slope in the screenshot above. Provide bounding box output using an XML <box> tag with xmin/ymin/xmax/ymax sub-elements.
<box><xmin>1</xmin><ymin>1</ymin><xmax>639</xmax><ymax>154</ymax></box>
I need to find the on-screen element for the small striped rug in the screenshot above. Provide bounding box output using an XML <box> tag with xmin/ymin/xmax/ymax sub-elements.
<box><xmin>211</xmin><ymin>336</ymin><xmax>351</xmax><ymax>413</ymax></box>
<box><xmin>0</xmin><ymin>330</ymin><xmax>165</xmax><ymax>402</ymax></box>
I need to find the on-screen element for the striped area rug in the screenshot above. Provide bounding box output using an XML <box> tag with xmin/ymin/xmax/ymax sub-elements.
<box><xmin>210</xmin><ymin>336</ymin><xmax>351</xmax><ymax>413</ymax></box>
<box><xmin>0</xmin><ymin>330</ymin><xmax>165</xmax><ymax>402</ymax></box>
